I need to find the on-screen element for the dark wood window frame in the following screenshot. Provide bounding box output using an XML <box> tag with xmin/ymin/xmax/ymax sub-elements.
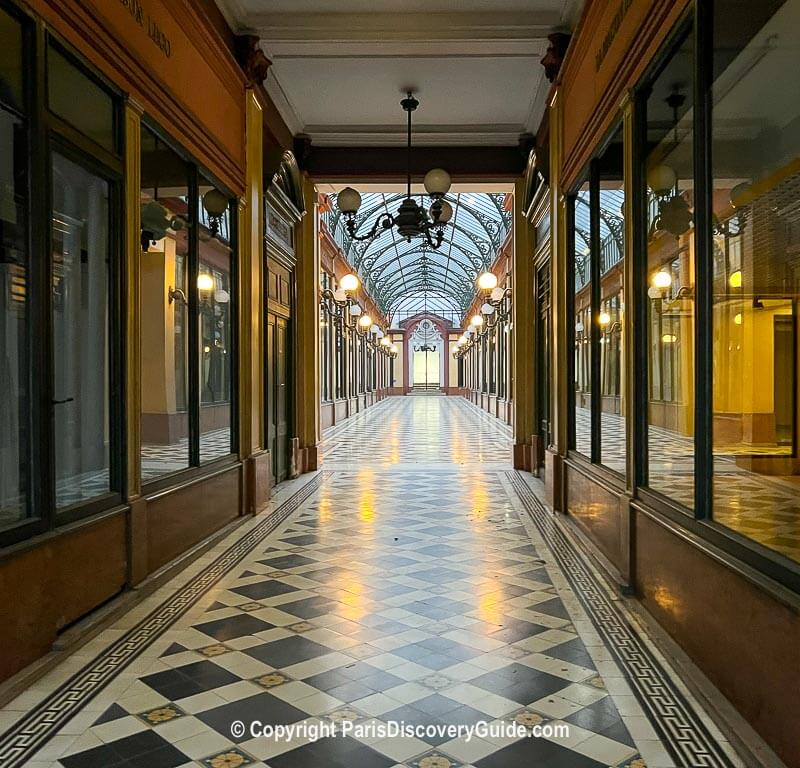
<box><xmin>138</xmin><ymin>119</ymin><xmax>239</xmax><ymax>495</ymax></box>
<box><xmin>0</xmin><ymin>7</ymin><xmax>126</xmax><ymax>548</ymax></box>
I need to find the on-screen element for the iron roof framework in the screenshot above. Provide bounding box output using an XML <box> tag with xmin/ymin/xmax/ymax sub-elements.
<box><xmin>324</xmin><ymin>192</ymin><xmax>512</xmax><ymax>320</ymax></box>
<box><xmin>573</xmin><ymin>188</ymin><xmax>625</xmax><ymax>289</ymax></box>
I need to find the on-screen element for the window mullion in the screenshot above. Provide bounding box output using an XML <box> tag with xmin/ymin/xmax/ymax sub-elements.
<box><xmin>590</xmin><ymin>161</ymin><xmax>602</xmax><ymax>464</ymax></box>
<box><xmin>693</xmin><ymin>0</ymin><xmax>713</xmax><ymax>521</ymax></box>
<box><xmin>188</xmin><ymin>166</ymin><xmax>200</xmax><ymax>467</ymax></box>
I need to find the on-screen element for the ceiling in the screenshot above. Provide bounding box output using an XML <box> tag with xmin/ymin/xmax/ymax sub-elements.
<box><xmin>322</xmin><ymin>191</ymin><xmax>512</xmax><ymax>320</ymax></box>
<box><xmin>215</xmin><ymin>0</ymin><xmax>581</xmax><ymax>146</ymax></box>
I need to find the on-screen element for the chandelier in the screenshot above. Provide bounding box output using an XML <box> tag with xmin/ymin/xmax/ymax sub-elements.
<box><xmin>336</xmin><ymin>92</ymin><xmax>453</xmax><ymax>248</ymax></box>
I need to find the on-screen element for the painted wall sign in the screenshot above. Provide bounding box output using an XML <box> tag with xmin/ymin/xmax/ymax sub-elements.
<box><xmin>595</xmin><ymin>0</ymin><xmax>633</xmax><ymax>71</ymax></box>
<box><xmin>119</xmin><ymin>0</ymin><xmax>172</xmax><ymax>58</ymax></box>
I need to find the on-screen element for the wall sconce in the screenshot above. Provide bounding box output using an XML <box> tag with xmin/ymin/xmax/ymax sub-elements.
<box><xmin>197</xmin><ymin>272</ymin><xmax>214</xmax><ymax>292</ymax></box>
<box><xmin>652</xmin><ymin>270</ymin><xmax>673</xmax><ymax>289</ymax></box>
<box><xmin>202</xmin><ymin>188</ymin><xmax>229</xmax><ymax>237</ymax></box>
<box><xmin>340</xmin><ymin>273</ymin><xmax>360</xmax><ymax>292</ymax></box>
<box><xmin>477</xmin><ymin>271</ymin><xmax>498</xmax><ymax>291</ymax></box>
<box><xmin>168</xmin><ymin>286</ymin><xmax>187</xmax><ymax>305</ymax></box>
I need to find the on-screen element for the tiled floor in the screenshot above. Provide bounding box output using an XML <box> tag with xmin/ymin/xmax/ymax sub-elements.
<box><xmin>0</xmin><ymin>397</ymin><xmax>745</xmax><ymax>768</ymax></box>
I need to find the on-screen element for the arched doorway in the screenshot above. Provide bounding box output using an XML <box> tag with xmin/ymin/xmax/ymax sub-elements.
<box><xmin>408</xmin><ymin>319</ymin><xmax>443</xmax><ymax>390</ymax></box>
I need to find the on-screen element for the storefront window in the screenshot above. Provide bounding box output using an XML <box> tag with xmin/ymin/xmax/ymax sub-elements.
<box><xmin>140</xmin><ymin>127</ymin><xmax>191</xmax><ymax>480</ymax></box>
<box><xmin>710</xmin><ymin>0</ymin><xmax>800</xmax><ymax>563</ymax></box>
<box><xmin>0</xmin><ymin>6</ymin><xmax>28</xmax><ymax>530</ymax></box>
<box><xmin>140</xmin><ymin>128</ymin><xmax>236</xmax><ymax>482</ymax></box>
<box><xmin>644</xmin><ymin>28</ymin><xmax>695</xmax><ymax>508</ymax></box>
<box><xmin>198</xmin><ymin>177</ymin><xmax>234</xmax><ymax>462</ymax></box>
<box><xmin>51</xmin><ymin>153</ymin><xmax>112</xmax><ymax>509</ymax></box>
<box><xmin>1</xmin><ymin>24</ymin><xmax>122</xmax><ymax>542</ymax></box>
<box><xmin>598</xmin><ymin>126</ymin><xmax>625</xmax><ymax>473</ymax></box>
<box><xmin>572</xmin><ymin>180</ymin><xmax>592</xmax><ymax>456</ymax></box>
<box><xmin>320</xmin><ymin>272</ymin><xmax>331</xmax><ymax>402</ymax></box>
<box><xmin>48</xmin><ymin>45</ymin><xmax>116</xmax><ymax>154</ymax></box>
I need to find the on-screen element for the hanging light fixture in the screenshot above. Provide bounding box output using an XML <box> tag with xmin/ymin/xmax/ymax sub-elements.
<box><xmin>336</xmin><ymin>92</ymin><xmax>453</xmax><ymax>248</ymax></box>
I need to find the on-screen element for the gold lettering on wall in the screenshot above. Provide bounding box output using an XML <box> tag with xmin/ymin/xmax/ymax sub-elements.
<box><xmin>595</xmin><ymin>0</ymin><xmax>633</xmax><ymax>71</ymax></box>
<box><xmin>119</xmin><ymin>0</ymin><xmax>172</xmax><ymax>58</ymax></box>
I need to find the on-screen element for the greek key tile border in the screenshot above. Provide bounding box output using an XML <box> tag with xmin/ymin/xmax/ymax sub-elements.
<box><xmin>507</xmin><ymin>471</ymin><xmax>737</xmax><ymax>768</ymax></box>
<box><xmin>0</xmin><ymin>473</ymin><xmax>323</xmax><ymax>768</ymax></box>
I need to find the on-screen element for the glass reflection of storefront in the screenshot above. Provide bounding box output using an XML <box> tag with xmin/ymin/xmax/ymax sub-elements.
<box><xmin>569</xmin><ymin>129</ymin><xmax>626</xmax><ymax>473</ymax></box>
<box><xmin>708</xmin><ymin>0</ymin><xmax>800</xmax><ymax>564</ymax></box>
<box><xmin>566</xmin><ymin>0</ymin><xmax>800</xmax><ymax>570</ymax></box>
<box><xmin>140</xmin><ymin>127</ymin><xmax>236</xmax><ymax>485</ymax></box>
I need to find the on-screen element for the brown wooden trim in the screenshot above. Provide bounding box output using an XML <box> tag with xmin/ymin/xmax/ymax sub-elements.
<box><xmin>26</xmin><ymin>0</ymin><xmax>247</xmax><ymax>193</ymax></box>
<box><xmin>558</xmin><ymin>0</ymin><xmax>691</xmax><ymax>190</ymax></box>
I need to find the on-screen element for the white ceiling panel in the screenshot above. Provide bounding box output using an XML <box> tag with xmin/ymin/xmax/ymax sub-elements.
<box><xmin>217</xmin><ymin>0</ymin><xmax>580</xmax><ymax>146</ymax></box>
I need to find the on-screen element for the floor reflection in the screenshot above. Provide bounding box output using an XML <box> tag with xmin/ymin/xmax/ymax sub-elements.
<box><xmin>575</xmin><ymin>407</ymin><xmax>800</xmax><ymax>562</ymax></box>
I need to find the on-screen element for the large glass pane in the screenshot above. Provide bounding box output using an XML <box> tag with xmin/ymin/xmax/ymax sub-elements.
<box><xmin>0</xmin><ymin>7</ymin><xmax>24</xmax><ymax>113</ymax></box>
<box><xmin>320</xmin><ymin>272</ymin><xmax>331</xmax><ymax>402</ymax></box>
<box><xmin>572</xmin><ymin>180</ymin><xmax>592</xmax><ymax>456</ymax></box>
<box><xmin>198</xmin><ymin>177</ymin><xmax>234</xmax><ymax>463</ymax></box>
<box><xmin>598</xmin><ymin>127</ymin><xmax>626</xmax><ymax>473</ymax></box>
<box><xmin>51</xmin><ymin>152</ymin><xmax>111</xmax><ymax>508</ymax></box>
<box><xmin>0</xmin><ymin>9</ymin><xmax>28</xmax><ymax>528</ymax></box>
<box><xmin>710</xmin><ymin>0</ymin><xmax>800</xmax><ymax>563</ymax></box>
<box><xmin>644</xmin><ymin>29</ymin><xmax>695</xmax><ymax>507</ymax></box>
<box><xmin>48</xmin><ymin>45</ymin><xmax>115</xmax><ymax>153</ymax></box>
<box><xmin>140</xmin><ymin>127</ymin><xmax>191</xmax><ymax>481</ymax></box>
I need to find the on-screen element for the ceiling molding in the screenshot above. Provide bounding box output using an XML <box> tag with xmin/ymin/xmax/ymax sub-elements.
<box><xmin>250</xmin><ymin>11</ymin><xmax>561</xmax><ymax>41</ymax></box>
<box><xmin>217</xmin><ymin>1</ymin><xmax>571</xmax><ymax>156</ymax></box>
<box><xmin>305</xmin><ymin>125</ymin><xmax>528</xmax><ymax>147</ymax></box>
<box><xmin>264</xmin><ymin>75</ymin><xmax>304</xmax><ymax>135</ymax></box>
<box><xmin>263</xmin><ymin>41</ymin><xmax>545</xmax><ymax>57</ymax></box>
<box><xmin>214</xmin><ymin>0</ymin><xmax>252</xmax><ymax>31</ymax></box>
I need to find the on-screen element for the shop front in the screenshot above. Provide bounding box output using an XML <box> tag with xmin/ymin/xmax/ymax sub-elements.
<box><xmin>548</xmin><ymin>0</ymin><xmax>800</xmax><ymax>764</ymax></box>
<box><xmin>0</xmin><ymin>0</ymin><xmax>261</xmax><ymax>685</ymax></box>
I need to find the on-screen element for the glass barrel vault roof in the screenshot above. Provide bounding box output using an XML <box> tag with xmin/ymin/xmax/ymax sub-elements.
<box><xmin>324</xmin><ymin>192</ymin><xmax>512</xmax><ymax>319</ymax></box>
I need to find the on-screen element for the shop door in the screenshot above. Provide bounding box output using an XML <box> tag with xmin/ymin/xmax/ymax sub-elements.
<box><xmin>267</xmin><ymin>309</ymin><xmax>291</xmax><ymax>485</ymax></box>
<box><xmin>266</xmin><ymin>254</ymin><xmax>293</xmax><ymax>486</ymax></box>
<box><xmin>274</xmin><ymin>317</ymin><xmax>289</xmax><ymax>482</ymax></box>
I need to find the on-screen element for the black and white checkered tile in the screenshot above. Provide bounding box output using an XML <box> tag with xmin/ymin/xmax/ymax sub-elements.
<box><xmin>0</xmin><ymin>398</ymin><xmax>745</xmax><ymax>768</ymax></box>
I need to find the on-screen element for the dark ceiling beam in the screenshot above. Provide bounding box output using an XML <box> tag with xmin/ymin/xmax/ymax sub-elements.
<box><xmin>296</xmin><ymin>142</ymin><xmax>532</xmax><ymax>181</ymax></box>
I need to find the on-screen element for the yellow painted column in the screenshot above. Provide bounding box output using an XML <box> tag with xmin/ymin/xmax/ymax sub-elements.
<box><xmin>512</xmin><ymin>176</ymin><xmax>535</xmax><ymax>470</ymax></box>
<box><xmin>239</xmin><ymin>89</ymin><xmax>267</xmax><ymax>510</ymax></box>
<box><xmin>546</xmin><ymin>87</ymin><xmax>569</xmax><ymax>509</ymax></box>
<box><xmin>124</xmin><ymin>99</ymin><xmax>143</xmax><ymax>502</ymax></box>
<box><xmin>549</xmin><ymin>87</ymin><xmax>568</xmax><ymax>460</ymax></box>
<box><xmin>294</xmin><ymin>175</ymin><xmax>320</xmax><ymax>472</ymax></box>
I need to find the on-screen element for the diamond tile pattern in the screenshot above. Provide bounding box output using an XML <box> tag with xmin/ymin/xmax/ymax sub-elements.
<box><xmin>19</xmin><ymin>397</ymin><xmax>709</xmax><ymax>768</ymax></box>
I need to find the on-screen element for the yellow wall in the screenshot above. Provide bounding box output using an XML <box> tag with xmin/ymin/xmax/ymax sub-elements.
<box><xmin>141</xmin><ymin>238</ymin><xmax>178</xmax><ymax>415</ymax></box>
